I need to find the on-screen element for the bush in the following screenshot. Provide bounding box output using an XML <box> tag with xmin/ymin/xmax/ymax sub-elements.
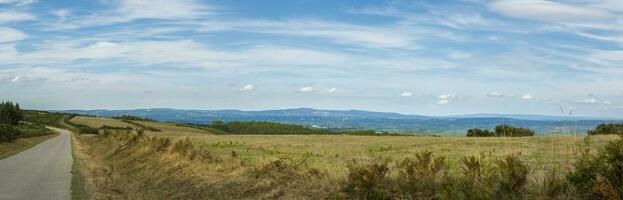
<box><xmin>397</xmin><ymin>151</ymin><xmax>446</xmax><ymax>199</ymax></box>
<box><xmin>343</xmin><ymin>160</ymin><xmax>391</xmax><ymax>200</ymax></box>
<box><xmin>568</xmin><ymin>135</ymin><xmax>623</xmax><ymax>199</ymax></box>
<box><xmin>0</xmin><ymin>124</ymin><xmax>19</xmax><ymax>142</ymax></box>
<box><xmin>496</xmin><ymin>155</ymin><xmax>529</xmax><ymax>199</ymax></box>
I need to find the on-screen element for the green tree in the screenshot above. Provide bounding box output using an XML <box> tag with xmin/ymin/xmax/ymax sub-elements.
<box><xmin>0</xmin><ymin>101</ymin><xmax>23</xmax><ymax>125</ymax></box>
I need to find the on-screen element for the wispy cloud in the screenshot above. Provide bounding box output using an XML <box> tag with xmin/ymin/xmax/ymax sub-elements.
<box><xmin>240</xmin><ymin>84</ymin><xmax>254</xmax><ymax>92</ymax></box>
<box><xmin>0</xmin><ymin>27</ymin><xmax>27</xmax><ymax>42</ymax></box>
<box><xmin>400</xmin><ymin>92</ymin><xmax>413</xmax><ymax>97</ymax></box>
<box><xmin>299</xmin><ymin>86</ymin><xmax>314</xmax><ymax>93</ymax></box>
<box><xmin>521</xmin><ymin>94</ymin><xmax>533</xmax><ymax>100</ymax></box>
<box><xmin>0</xmin><ymin>0</ymin><xmax>35</xmax><ymax>6</ymax></box>
<box><xmin>487</xmin><ymin>92</ymin><xmax>505</xmax><ymax>98</ymax></box>
<box><xmin>0</xmin><ymin>10</ymin><xmax>36</xmax><ymax>23</ymax></box>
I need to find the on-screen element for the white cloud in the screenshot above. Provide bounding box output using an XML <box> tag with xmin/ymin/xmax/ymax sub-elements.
<box><xmin>0</xmin><ymin>27</ymin><xmax>27</xmax><ymax>42</ymax></box>
<box><xmin>521</xmin><ymin>94</ymin><xmax>533</xmax><ymax>100</ymax></box>
<box><xmin>52</xmin><ymin>0</ymin><xmax>214</xmax><ymax>28</ymax></box>
<box><xmin>0</xmin><ymin>67</ymin><xmax>79</xmax><ymax>84</ymax></box>
<box><xmin>51</xmin><ymin>9</ymin><xmax>71</xmax><ymax>21</ymax></box>
<box><xmin>0</xmin><ymin>10</ymin><xmax>36</xmax><ymax>23</ymax></box>
<box><xmin>240</xmin><ymin>84</ymin><xmax>254</xmax><ymax>92</ymax></box>
<box><xmin>327</xmin><ymin>88</ymin><xmax>337</xmax><ymax>93</ymax></box>
<box><xmin>199</xmin><ymin>19</ymin><xmax>423</xmax><ymax>49</ymax></box>
<box><xmin>0</xmin><ymin>0</ymin><xmax>35</xmax><ymax>5</ymax></box>
<box><xmin>603</xmin><ymin>100</ymin><xmax>614</xmax><ymax>105</ymax></box>
<box><xmin>436</xmin><ymin>94</ymin><xmax>466</xmax><ymax>104</ymax></box>
<box><xmin>489</xmin><ymin>0</ymin><xmax>612</xmax><ymax>24</ymax></box>
<box><xmin>400</xmin><ymin>92</ymin><xmax>413</xmax><ymax>97</ymax></box>
<box><xmin>116</xmin><ymin>0</ymin><xmax>211</xmax><ymax>20</ymax></box>
<box><xmin>437</xmin><ymin>94</ymin><xmax>456</xmax><ymax>100</ymax></box>
<box><xmin>449</xmin><ymin>51</ymin><xmax>471</xmax><ymax>59</ymax></box>
<box><xmin>299</xmin><ymin>86</ymin><xmax>314</xmax><ymax>92</ymax></box>
<box><xmin>577</xmin><ymin>97</ymin><xmax>598</xmax><ymax>104</ymax></box>
<box><xmin>487</xmin><ymin>92</ymin><xmax>505</xmax><ymax>98</ymax></box>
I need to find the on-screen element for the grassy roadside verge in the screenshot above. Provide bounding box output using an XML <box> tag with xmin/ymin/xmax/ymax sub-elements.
<box><xmin>70</xmin><ymin>134</ymin><xmax>89</xmax><ymax>200</ymax></box>
<box><xmin>60</xmin><ymin>116</ymin><xmax>91</xmax><ymax>200</ymax></box>
<box><xmin>0</xmin><ymin>132</ymin><xmax>59</xmax><ymax>160</ymax></box>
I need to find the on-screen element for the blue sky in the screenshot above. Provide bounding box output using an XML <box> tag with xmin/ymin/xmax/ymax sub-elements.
<box><xmin>0</xmin><ymin>0</ymin><xmax>622</xmax><ymax>117</ymax></box>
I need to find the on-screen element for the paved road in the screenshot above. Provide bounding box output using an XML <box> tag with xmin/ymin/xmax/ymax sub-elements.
<box><xmin>0</xmin><ymin>127</ymin><xmax>72</xmax><ymax>200</ymax></box>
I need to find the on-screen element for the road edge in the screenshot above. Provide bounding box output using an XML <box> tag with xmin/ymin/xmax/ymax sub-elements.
<box><xmin>0</xmin><ymin>132</ymin><xmax>60</xmax><ymax>160</ymax></box>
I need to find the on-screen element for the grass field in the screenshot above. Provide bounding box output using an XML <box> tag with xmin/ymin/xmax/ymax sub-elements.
<box><xmin>68</xmin><ymin>116</ymin><xmax>622</xmax><ymax>199</ymax></box>
<box><xmin>70</xmin><ymin>116</ymin><xmax>216</xmax><ymax>136</ymax></box>
<box><xmin>70</xmin><ymin>116</ymin><xmax>617</xmax><ymax>174</ymax></box>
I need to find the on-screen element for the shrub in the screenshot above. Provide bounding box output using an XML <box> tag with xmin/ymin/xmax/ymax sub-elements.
<box><xmin>343</xmin><ymin>160</ymin><xmax>391</xmax><ymax>200</ymax></box>
<box><xmin>496</xmin><ymin>155</ymin><xmax>529</xmax><ymax>199</ymax></box>
<box><xmin>448</xmin><ymin>156</ymin><xmax>497</xmax><ymax>199</ymax></box>
<box><xmin>568</xmin><ymin>136</ymin><xmax>623</xmax><ymax>199</ymax></box>
<box><xmin>397</xmin><ymin>151</ymin><xmax>446</xmax><ymax>199</ymax></box>
<box><xmin>0</xmin><ymin>124</ymin><xmax>19</xmax><ymax>142</ymax></box>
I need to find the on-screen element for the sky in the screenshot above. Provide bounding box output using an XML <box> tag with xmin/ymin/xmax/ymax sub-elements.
<box><xmin>0</xmin><ymin>0</ymin><xmax>622</xmax><ymax>117</ymax></box>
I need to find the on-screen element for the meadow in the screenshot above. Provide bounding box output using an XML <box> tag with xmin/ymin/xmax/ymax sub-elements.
<box><xmin>70</xmin><ymin>116</ymin><xmax>617</xmax><ymax>174</ymax></box>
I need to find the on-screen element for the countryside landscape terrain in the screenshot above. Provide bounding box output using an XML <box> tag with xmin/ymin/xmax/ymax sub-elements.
<box><xmin>2</xmin><ymin>103</ymin><xmax>623</xmax><ymax>199</ymax></box>
<box><xmin>2</xmin><ymin>0</ymin><xmax>623</xmax><ymax>199</ymax></box>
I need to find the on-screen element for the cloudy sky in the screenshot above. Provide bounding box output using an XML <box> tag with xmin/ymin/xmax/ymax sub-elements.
<box><xmin>0</xmin><ymin>0</ymin><xmax>622</xmax><ymax>117</ymax></box>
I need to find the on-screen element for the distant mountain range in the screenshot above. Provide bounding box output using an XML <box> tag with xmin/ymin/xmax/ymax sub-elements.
<box><xmin>57</xmin><ymin>108</ymin><xmax>622</xmax><ymax>135</ymax></box>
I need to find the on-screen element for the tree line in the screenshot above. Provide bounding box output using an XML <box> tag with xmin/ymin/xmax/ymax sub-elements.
<box><xmin>466</xmin><ymin>125</ymin><xmax>535</xmax><ymax>137</ymax></box>
<box><xmin>209</xmin><ymin>120</ymin><xmax>376</xmax><ymax>135</ymax></box>
<box><xmin>587</xmin><ymin>123</ymin><xmax>623</xmax><ymax>135</ymax></box>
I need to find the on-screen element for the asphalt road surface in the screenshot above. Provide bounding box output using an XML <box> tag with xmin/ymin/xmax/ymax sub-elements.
<box><xmin>0</xmin><ymin>127</ymin><xmax>72</xmax><ymax>200</ymax></box>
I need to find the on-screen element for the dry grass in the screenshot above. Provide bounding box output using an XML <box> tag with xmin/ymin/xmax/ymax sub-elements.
<box><xmin>69</xmin><ymin>117</ymin><xmax>621</xmax><ymax>199</ymax></box>
<box><xmin>71</xmin><ymin>116</ymin><xmax>214</xmax><ymax>136</ymax></box>
<box><xmin>71</xmin><ymin>116</ymin><xmax>138</xmax><ymax>129</ymax></box>
<box><xmin>69</xmin><ymin>116</ymin><xmax>618</xmax><ymax>175</ymax></box>
<box><xmin>0</xmin><ymin>132</ymin><xmax>59</xmax><ymax>159</ymax></box>
<box><xmin>181</xmin><ymin>134</ymin><xmax>617</xmax><ymax>175</ymax></box>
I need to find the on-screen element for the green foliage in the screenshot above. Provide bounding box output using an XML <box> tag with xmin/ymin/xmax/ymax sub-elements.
<box><xmin>0</xmin><ymin>101</ymin><xmax>23</xmax><ymax>125</ymax></box>
<box><xmin>588</xmin><ymin>123</ymin><xmax>623</xmax><ymax>135</ymax></box>
<box><xmin>494</xmin><ymin>125</ymin><xmax>535</xmax><ymax>137</ymax></box>
<box><xmin>0</xmin><ymin>124</ymin><xmax>19</xmax><ymax>142</ymax></box>
<box><xmin>466</xmin><ymin>128</ymin><xmax>495</xmax><ymax>137</ymax></box>
<box><xmin>568</xmin><ymin>135</ymin><xmax>623</xmax><ymax>199</ymax></box>
<box><xmin>14</xmin><ymin>124</ymin><xmax>54</xmax><ymax>138</ymax></box>
<box><xmin>466</xmin><ymin>125</ymin><xmax>534</xmax><ymax>137</ymax></box>
<box><xmin>397</xmin><ymin>151</ymin><xmax>446</xmax><ymax>199</ymax></box>
<box><xmin>496</xmin><ymin>155</ymin><xmax>529</xmax><ymax>199</ymax></box>
<box><xmin>343</xmin><ymin>160</ymin><xmax>391</xmax><ymax>200</ymax></box>
<box><xmin>21</xmin><ymin>110</ymin><xmax>65</xmax><ymax>126</ymax></box>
